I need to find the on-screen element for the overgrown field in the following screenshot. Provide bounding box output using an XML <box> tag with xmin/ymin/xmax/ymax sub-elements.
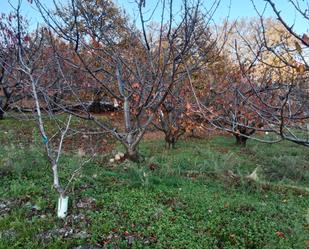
<box><xmin>0</xmin><ymin>118</ymin><xmax>308</xmax><ymax>248</ymax></box>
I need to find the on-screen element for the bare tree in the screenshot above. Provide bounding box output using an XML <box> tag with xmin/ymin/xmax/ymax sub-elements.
<box><xmin>0</xmin><ymin>12</ymin><xmax>29</xmax><ymax>119</ymax></box>
<box><xmin>32</xmin><ymin>0</ymin><xmax>220</xmax><ymax>160</ymax></box>
<box><xmin>249</xmin><ymin>1</ymin><xmax>309</xmax><ymax>146</ymax></box>
<box><xmin>6</xmin><ymin>1</ymin><xmax>93</xmax><ymax>218</ymax></box>
<box><xmin>188</xmin><ymin>17</ymin><xmax>309</xmax><ymax>147</ymax></box>
<box><xmin>154</xmin><ymin>95</ymin><xmax>187</xmax><ymax>149</ymax></box>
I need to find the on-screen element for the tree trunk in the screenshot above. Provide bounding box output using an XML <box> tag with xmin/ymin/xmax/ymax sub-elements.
<box><xmin>88</xmin><ymin>99</ymin><xmax>102</xmax><ymax>113</ymax></box>
<box><xmin>235</xmin><ymin>135</ymin><xmax>247</xmax><ymax>147</ymax></box>
<box><xmin>0</xmin><ymin>100</ymin><xmax>4</xmax><ymax>120</ymax></box>
<box><xmin>165</xmin><ymin>133</ymin><xmax>176</xmax><ymax>149</ymax></box>
<box><xmin>57</xmin><ymin>194</ymin><xmax>69</xmax><ymax>218</ymax></box>
<box><xmin>125</xmin><ymin>147</ymin><xmax>139</xmax><ymax>162</ymax></box>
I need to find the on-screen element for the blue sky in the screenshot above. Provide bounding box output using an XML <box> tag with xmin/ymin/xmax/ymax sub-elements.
<box><xmin>1</xmin><ymin>0</ymin><xmax>308</xmax><ymax>34</ymax></box>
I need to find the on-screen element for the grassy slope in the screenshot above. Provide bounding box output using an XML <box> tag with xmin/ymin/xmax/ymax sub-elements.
<box><xmin>0</xmin><ymin>118</ymin><xmax>308</xmax><ymax>249</ymax></box>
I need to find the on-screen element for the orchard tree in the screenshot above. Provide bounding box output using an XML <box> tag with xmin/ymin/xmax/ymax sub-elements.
<box><xmin>153</xmin><ymin>15</ymin><xmax>228</xmax><ymax>147</ymax></box>
<box><xmin>153</xmin><ymin>89</ymin><xmax>188</xmax><ymax>149</ymax></box>
<box><xmin>34</xmin><ymin>0</ymin><xmax>220</xmax><ymax>160</ymax></box>
<box><xmin>0</xmin><ymin>12</ymin><xmax>29</xmax><ymax>119</ymax></box>
<box><xmin>5</xmin><ymin>1</ymin><xmax>92</xmax><ymax>218</ymax></box>
<box><xmin>248</xmin><ymin>2</ymin><xmax>309</xmax><ymax>146</ymax></box>
<box><xmin>191</xmin><ymin>16</ymin><xmax>309</xmax><ymax>147</ymax></box>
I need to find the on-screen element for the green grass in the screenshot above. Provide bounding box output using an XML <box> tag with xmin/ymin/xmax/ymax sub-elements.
<box><xmin>137</xmin><ymin>136</ymin><xmax>309</xmax><ymax>187</ymax></box>
<box><xmin>0</xmin><ymin>118</ymin><xmax>309</xmax><ymax>248</ymax></box>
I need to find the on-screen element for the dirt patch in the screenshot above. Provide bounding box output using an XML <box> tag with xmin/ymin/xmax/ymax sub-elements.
<box><xmin>143</xmin><ymin>130</ymin><xmax>164</xmax><ymax>140</ymax></box>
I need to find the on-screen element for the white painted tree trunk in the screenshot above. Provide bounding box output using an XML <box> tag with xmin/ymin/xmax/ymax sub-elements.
<box><xmin>57</xmin><ymin>195</ymin><xmax>69</xmax><ymax>218</ymax></box>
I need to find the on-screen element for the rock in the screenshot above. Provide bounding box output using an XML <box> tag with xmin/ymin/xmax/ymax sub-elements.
<box><xmin>246</xmin><ymin>167</ymin><xmax>259</xmax><ymax>181</ymax></box>
<box><xmin>115</xmin><ymin>154</ymin><xmax>121</xmax><ymax>161</ymax></box>
<box><xmin>0</xmin><ymin>203</ymin><xmax>7</xmax><ymax>209</ymax></box>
